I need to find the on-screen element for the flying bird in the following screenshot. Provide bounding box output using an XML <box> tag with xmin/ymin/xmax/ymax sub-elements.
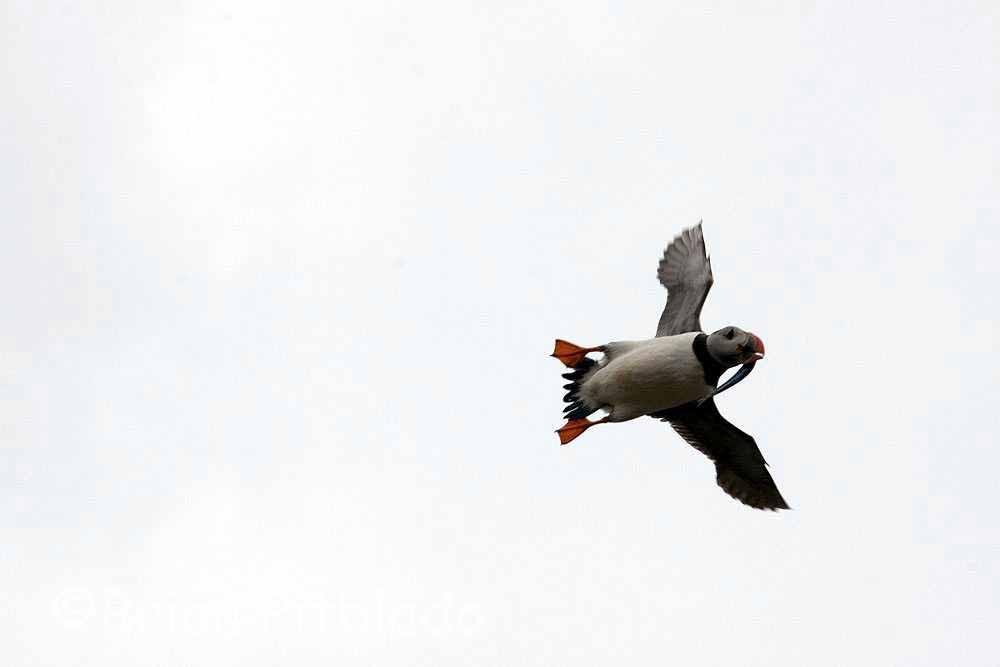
<box><xmin>551</xmin><ymin>223</ymin><xmax>789</xmax><ymax>510</ymax></box>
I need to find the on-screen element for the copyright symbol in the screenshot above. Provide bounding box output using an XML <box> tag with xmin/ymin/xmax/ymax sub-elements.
<box><xmin>51</xmin><ymin>588</ymin><xmax>96</xmax><ymax>628</ymax></box>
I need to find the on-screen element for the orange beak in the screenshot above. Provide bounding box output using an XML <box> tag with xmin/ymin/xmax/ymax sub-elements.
<box><xmin>749</xmin><ymin>333</ymin><xmax>765</xmax><ymax>361</ymax></box>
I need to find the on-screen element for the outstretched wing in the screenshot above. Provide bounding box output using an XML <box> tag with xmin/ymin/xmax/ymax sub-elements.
<box><xmin>650</xmin><ymin>399</ymin><xmax>789</xmax><ymax>511</ymax></box>
<box><xmin>655</xmin><ymin>223</ymin><xmax>714</xmax><ymax>336</ymax></box>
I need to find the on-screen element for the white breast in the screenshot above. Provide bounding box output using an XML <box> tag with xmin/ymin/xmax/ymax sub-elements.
<box><xmin>582</xmin><ymin>332</ymin><xmax>710</xmax><ymax>421</ymax></box>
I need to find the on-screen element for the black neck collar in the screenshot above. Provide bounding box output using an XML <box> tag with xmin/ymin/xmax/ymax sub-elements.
<box><xmin>693</xmin><ymin>333</ymin><xmax>726</xmax><ymax>386</ymax></box>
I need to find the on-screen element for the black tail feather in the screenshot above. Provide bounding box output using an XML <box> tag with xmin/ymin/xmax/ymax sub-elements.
<box><xmin>558</xmin><ymin>356</ymin><xmax>598</xmax><ymax>420</ymax></box>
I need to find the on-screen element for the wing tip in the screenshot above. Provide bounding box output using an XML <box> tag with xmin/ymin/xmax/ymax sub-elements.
<box><xmin>656</xmin><ymin>221</ymin><xmax>712</xmax><ymax>283</ymax></box>
<box><xmin>717</xmin><ymin>467</ymin><xmax>791</xmax><ymax>511</ymax></box>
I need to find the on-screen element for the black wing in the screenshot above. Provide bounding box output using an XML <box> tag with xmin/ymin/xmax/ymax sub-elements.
<box><xmin>650</xmin><ymin>399</ymin><xmax>789</xmax><ymax>511</ymax></box>
<box><xmin>655</xmin><ymin>223</ymin><xmax>714</xmax><ymax>336</ymax></box>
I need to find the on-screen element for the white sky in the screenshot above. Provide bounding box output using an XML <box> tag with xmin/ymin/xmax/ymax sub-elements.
<box><xmin>3</xmin><ymin>1</ymin><xmax>999</xmax><ymax>664</ymax></box>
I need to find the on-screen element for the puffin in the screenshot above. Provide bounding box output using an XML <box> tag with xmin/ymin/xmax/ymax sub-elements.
<box><xmin>551</xmin><ymin>223</ymin><xmax>789</xmax><ymax>510</ymax></box>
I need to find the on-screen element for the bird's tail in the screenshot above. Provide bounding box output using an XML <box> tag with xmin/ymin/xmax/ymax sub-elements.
<box><xmin>559</xmin><ymin>353</ymin><xmax>599</xmax><ymax>421</ymax></box>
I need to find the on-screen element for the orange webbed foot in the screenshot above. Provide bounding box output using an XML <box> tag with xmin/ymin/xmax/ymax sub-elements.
<box><xmin>556</xmin><ymin>417</ymin><xmax>608</xmax><ymax>445</ymax></box>
<box><xmin>551</xmin><ymin>339</ymin><xmax>604</xmax><ymax>368</ymax></box>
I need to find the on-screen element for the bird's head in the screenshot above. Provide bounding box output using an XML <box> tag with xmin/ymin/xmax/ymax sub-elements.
<box><xmin>706</xmin><ymin>326</ymin><xmax>765</xmax><ymax>369</ymax></box>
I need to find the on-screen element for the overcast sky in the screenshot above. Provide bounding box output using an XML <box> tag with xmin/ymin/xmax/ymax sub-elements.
<box><xmin>4</xmin><ymin>1</ymin><xmax>999</xmax><ymax>664</ymax></box>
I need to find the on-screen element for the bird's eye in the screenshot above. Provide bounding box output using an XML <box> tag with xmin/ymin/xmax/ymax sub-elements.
<box><xmin>725</xmin><ymin>328</ymin><xmax>734</xmax><ymax>339</ymax></box>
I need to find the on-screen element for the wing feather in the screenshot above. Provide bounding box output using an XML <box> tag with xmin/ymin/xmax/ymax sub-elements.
<box><xmin>655</xmin><ymin>223</ymin><xmax>714</xmax><ymax>336</ymax></box>
<box><xmin>650</xmin><ymin>399</ymin><xmax>789</xmax><ymax>511</ymax></box>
